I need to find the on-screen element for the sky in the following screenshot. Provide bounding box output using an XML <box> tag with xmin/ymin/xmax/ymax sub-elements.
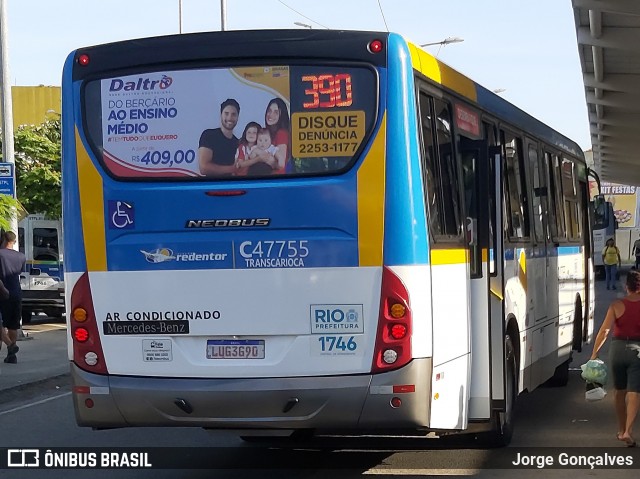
<box><xmin>6</xmin><ymin>0</ymin><xmax>591</xmax><ymax>150</ymax></box>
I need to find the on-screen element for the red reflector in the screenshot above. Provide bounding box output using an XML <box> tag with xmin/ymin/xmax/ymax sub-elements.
<box><xmin>393</xmin><ymin>384</ymin><xmax>416</xmax><ymax>394</ymax></box>
<box><xmin>205</xmin><ymin>190</ymin><xmax>246</xmax><ymax>196</ymax></box>
<box><xmin>390</xmin><ymin>323</ymin><xmax>407</xmax><ymax>339</ymax></box>
<box><xmin>369</xmin><ymin>39</ymin><xmax>384</xmax><ymax>53</ymax></box>
<box><xmin>85</xmin><ymin>398</ymin><xmax>95</xmax><ymax>408</ymax></box>
<box><xmin>77</xmin><ymin>54</ymin><xmax>90</xmax><ymax>66</ymax></box>
<box><xmin>73</xmin><ymin>386</ymin><xmax>90</xmax><ymax>394</ymax></box>
<box><xmin>74</xmin><ymin>327</ymin><xmax>89</xmax><ymax>342</ymax></box>
<box><xmin>390</xmin><ymin>397</ymin><xmax>402</xmax><ymax>408</ymax></box>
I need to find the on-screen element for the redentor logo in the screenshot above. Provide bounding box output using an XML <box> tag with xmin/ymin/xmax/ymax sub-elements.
<box><xmin>109</xmin><ymin>75</ymin><xmax>173</xmax><ymax>92</ymax></box>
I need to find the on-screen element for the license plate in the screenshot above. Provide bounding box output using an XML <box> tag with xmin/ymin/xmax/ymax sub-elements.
<box><xmin>206</xmin><ymin>339</ymin><xmax>265</xmax><ymax>359</ymax></box>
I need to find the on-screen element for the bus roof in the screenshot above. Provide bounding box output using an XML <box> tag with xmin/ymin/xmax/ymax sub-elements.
<box><xmin>66</xmin><ymin>29</ymin><xmax>583</xmax><ymax>160</ymax></box>
<box><xmin>406</xmin><ymin>40</ymin><xmax>584</xmax><ymax>159</ymax></box>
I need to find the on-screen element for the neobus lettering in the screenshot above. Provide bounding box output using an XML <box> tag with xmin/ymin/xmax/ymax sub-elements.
<box><xmin>298</xmin><ymin>114</ymin><xmax>359</xmax><ymax>129</ymax></box>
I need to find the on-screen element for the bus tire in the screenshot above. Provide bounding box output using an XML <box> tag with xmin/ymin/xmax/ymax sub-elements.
<box><xmin>21</xmin><ymin>308</ymin><xmax>33</xmax><ymax>325</ymax></box>
<box><xmin>483</xmin><ymin>334</ymin><xmax>517</xmax><ymax>447</ymax></box>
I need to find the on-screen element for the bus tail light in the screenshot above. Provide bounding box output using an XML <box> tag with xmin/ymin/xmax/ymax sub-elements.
<box><xmin>372</xmin><ymin>267</ymin><xmax>412</xmax><ymax>373</ymax></box>
<box><xmin>70</xmin><ymin>273</ymin><xmax>107</xmax><ymax>374</ymax></box>
<box><xmin>77</xmin><ymin>53</ymin><xmax>90</xmax><ymax>66</ymax></box>
<box><xmin>368</xmin><ymin>39</ymin><xmax>384</xmax><ymax>54</ymax></box>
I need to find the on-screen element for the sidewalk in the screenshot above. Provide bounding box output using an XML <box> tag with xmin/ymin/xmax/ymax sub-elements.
<box><xmin>0</xmin><ymin>319</ymin><xmax>70</xmax><ymax>393</ymax></box>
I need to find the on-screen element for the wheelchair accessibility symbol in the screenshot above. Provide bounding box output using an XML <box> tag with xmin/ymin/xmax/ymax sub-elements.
<box><xmin>108</xmin><ymin>200</ymin><xmax>135</xmax><ymax>230</ymax></box>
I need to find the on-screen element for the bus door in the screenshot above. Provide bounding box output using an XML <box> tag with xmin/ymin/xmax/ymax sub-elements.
<box><xmin>418</xmin><ymin>94</ymin><xmax>472</xmax><ymax>430</ymax></box>
<box><xmin>459</xmin><ymin>119</ymin><xmax>504</xmax><ymax>421</ymax></box>
<box><xmin>526</xmin><ymin>140</ymin><xmax>549</xmax><ymax>324</ymax></box>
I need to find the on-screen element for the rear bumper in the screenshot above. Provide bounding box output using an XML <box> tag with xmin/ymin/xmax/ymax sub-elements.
<box><xmin>71</xmin><ymin>358</ymin><xmax>433</xmax><ymax>430</ymax></box>
<box><xmin>21</xmin><ymin>289</ymin><xmax>65</xmax><ymax>309</ymax></box>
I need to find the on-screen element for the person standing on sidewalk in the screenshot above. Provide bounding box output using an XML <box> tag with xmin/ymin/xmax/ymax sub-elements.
<box><xmin>590</xmin><ymin>269</ymin><xmax>640</xmax><ymax>447</ymax></box>
<box><xmin>603</xmin><ymin>237</ymin><xmax>622</xmax><ymax>290</ymax></box>
<box><xmin>0</xmin><ymin>231</ymin><xmax>26</xmax><ymax>364</ymax></box>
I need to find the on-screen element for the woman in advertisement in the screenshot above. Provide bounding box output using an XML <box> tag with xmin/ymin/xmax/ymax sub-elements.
<box><xmin>262</xmin><ymin>97</ymin><xmax>291</xmax><ymax>175</ymax></box>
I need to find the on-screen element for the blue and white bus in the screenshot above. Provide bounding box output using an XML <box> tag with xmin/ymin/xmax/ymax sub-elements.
<box><xmin>62</xmin><ymin>30</ymin><xmax>593</xmax><ymax>445</ymax></box>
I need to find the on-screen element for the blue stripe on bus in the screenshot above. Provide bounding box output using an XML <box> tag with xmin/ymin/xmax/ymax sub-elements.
<box><xmin>61</xmin><ymin>54</ymin><xmax>87</xmax><ymax>274</ymax></box>
<box><xmin>558</xmin><ymin>246</ymin><xmax>581</xmax><ymax>255</ymax></box>
<box><xmin>102</xmin><ymin>173</ymin><xmax>361</xmax><ymax>271</ymax></box>
<box><xmin>383</xmin><ymin>33</ymin><xmax>429</xmax><ymax>266</ymax></box>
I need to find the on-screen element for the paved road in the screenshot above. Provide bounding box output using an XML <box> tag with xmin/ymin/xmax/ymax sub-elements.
<box><xmin>0</xmin><ymin>279</ymin><xmax>638</xmax><ymax>477</ymax></box>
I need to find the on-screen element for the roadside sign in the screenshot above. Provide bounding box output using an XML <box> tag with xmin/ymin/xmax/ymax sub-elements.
<box><xmin>0</xmin><ymin>162</ymin><xmax>15</xmax><ymax>197</ymax></box>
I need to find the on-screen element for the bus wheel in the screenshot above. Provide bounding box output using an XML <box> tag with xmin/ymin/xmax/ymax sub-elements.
<box><xmin>21</xmin><ymin>308</ymin><xmax>33</xmax><ymax>325</ymax></box>
<box><xmin>484</xmin><ymin>335</ymin><xmax>517</xmax><ymax>447</ymax></box>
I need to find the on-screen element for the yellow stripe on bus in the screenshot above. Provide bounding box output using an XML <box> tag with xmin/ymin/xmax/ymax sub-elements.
<box><xmin>76</xmin><ymin>129</ymin><xmax>107</xmax><ymax>271</ymax></box>
<box><xmin>407</xmin><ymin>43</ymin><xmax>477</xmax><ymax>102</ymax></box>
<box><xmin>430</xmin><ymin>248</ymin><xmax>468</xmax><ymax>265</ymax></box>
<box><xmin>357</xmin><ymin>114</ymin><xmax>386</xmax><ymax>267</ymax></box>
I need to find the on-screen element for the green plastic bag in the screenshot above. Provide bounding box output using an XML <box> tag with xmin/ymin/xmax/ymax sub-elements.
<box><xmin>581</xmin><ymin>359</ymin><xmax>608</xmax><ymax>384</ymax></box>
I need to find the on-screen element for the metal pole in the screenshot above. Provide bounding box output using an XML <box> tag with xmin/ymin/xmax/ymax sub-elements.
<box><xmin>179</xmin><ymin>0</ymin><xmax>183</xmax><ymax>34</ymax></box>
<box><xmin>220</xmin><ymin>0</ymin><xmax>226</xmax><ymax>31</ymax></box>
<box><xmin>0</xmin><ymin>0</ymin><xmax>17</xmax><ymax>239</ymax></box>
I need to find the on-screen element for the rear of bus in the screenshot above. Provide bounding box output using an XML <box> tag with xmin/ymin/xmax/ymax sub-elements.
<box><xmin>62</xmin><ymin>30</ymin><xmax>438</xmax><ymax>433</ymax></box>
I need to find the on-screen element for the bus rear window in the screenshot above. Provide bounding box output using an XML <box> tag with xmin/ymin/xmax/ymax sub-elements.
<box><xmin>83</xmin><ymin>65</ymin><xmax>377</xmax><ymax>180</ymax></box>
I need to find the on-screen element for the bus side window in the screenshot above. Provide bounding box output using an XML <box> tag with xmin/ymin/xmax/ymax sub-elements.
<box><xmin>528</xmin><ymin>144</ymin><xmax>545</xmax><ymax>245</ymax></box>
<box><xmin>33</xmin><ymin>228</ymin><xmax>60</xmax><ymax>262</ymax></box>
<box><xmin>417</xmin><ymin>92</ymin><xmax>462</xmax><ymax>239</ymax></box>
<box><xmin>502</xmin><ymin>131</ymin><xmax>529</xmax><ymax>240</ymax></box>
<box><xmin>561</xmin><ymin>157</ymin><xmax>582</xmax><ymax>242</ymax></box>
<box><xmin>548</xmin><ymin>154</ymin><xmax>567</xmax><ymax>242</ymax></box>
<box><xmin>433</xmin><ymin>98</ymin><xmax>462</xmax><ymax>237</ymax></box>
<box><xmin>417</xmin><ymin>91</ymin><xmax>443</xmax><ymax>237</ymax></box>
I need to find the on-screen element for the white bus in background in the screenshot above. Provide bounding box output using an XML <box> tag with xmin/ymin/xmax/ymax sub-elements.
<box><xmin>17</xmin><ymin>214</ymin><xmax>64</xmax><ymax>324</ymax></box>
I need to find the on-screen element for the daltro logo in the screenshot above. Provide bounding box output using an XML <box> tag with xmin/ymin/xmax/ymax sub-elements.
<box><xmin>109</xmin><ymin>74</ymin><xmax>173</xmax><ymax>92</ymax></box>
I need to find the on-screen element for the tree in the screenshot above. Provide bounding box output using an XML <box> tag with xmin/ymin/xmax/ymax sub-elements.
<box><xmin>0</xmin><ymin>193</ymin><xmax>20</xmax><ymax>231</ymax></box>
<box><xmin>9</xmin><ymin>117</ymin><xmax>62</xmax><ymax>219</ymax></box>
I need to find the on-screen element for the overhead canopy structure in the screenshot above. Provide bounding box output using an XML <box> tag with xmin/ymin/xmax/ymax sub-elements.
<box><xmin>572</xmin><ymin>0</ymin><xmax>640</xmax><ymax>186</ymax></box>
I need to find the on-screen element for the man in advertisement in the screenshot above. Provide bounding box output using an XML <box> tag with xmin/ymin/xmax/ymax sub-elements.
<box><xmin>198</xmin><ymin>98</ymin><xmax>241</xmax><ymax>177</ymax></box>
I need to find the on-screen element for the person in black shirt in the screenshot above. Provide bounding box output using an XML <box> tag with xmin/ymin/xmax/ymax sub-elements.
<box><xmin>0</xmin><ymin>231</ymin><xmax>26</xmax><ymax>364</ymax></box>
<box><xmin>198</xmin><ymin>98</ymin><xmax>241</xmax><ymax>177</ymax></box>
